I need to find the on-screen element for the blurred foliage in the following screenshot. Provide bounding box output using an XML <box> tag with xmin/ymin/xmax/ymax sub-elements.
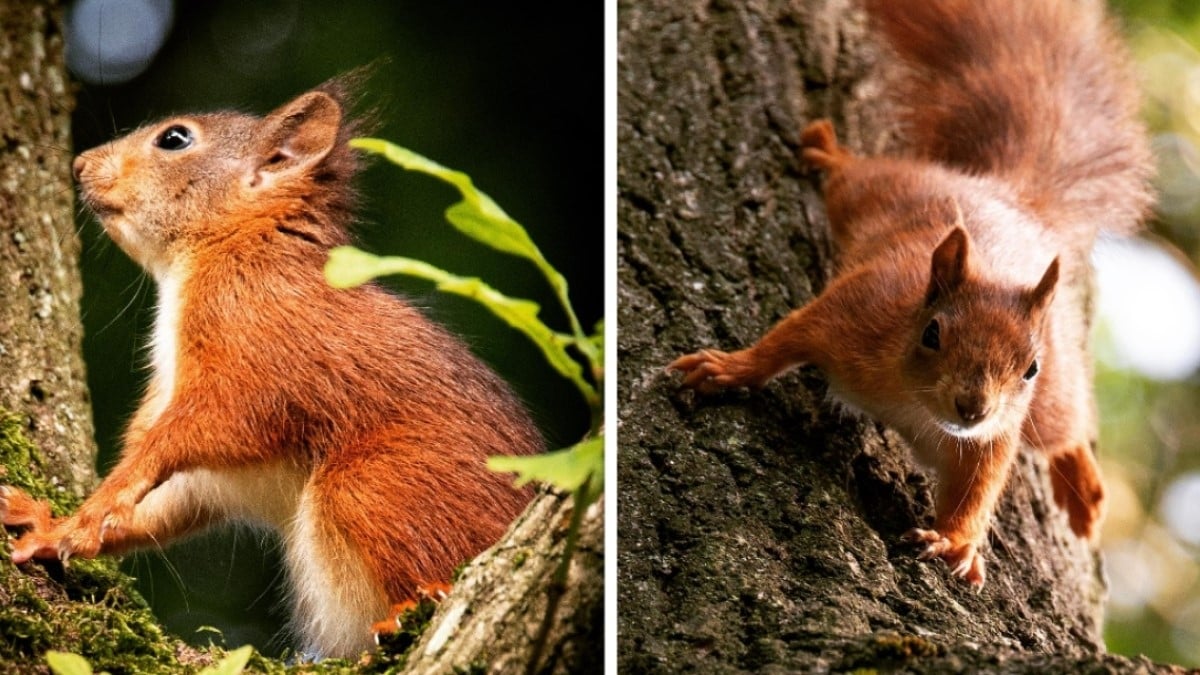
<box><xmin>1099</xmin><ymin>0</ymin><xmax>1200</xmax><ymax>667</ymax></box>
<box><xmin>71</xmin><ymin>0</ymin><xmax>600</xmax><ymax>658</ymax></box>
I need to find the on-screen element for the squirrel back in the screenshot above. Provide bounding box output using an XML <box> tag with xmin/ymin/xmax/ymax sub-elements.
<box><xmin>865</xmin><ymin>0</ymin><xmax>1154</xmax><ymax>244</ymax></box>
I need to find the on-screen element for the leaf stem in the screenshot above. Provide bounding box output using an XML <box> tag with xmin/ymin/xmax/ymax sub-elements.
<box><xmin>525</xmin><ymin>479</ymin><xmax>591</xmax><ymax>675</ymax></box>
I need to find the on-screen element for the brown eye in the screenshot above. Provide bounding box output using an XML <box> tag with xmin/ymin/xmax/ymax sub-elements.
<box><xmin>1023</xmin><ymin>359</ymin><xmax>1039</xmax><ymax>381</ymax></box>
<box><xmin>155</xmin><ymin>125</ymin><xmax>193</xmax><ymax>151</ymax></box>
<box><xmin>921</xmin><ymin>319</ymin><xmax>940</xmax><ymax>350</ymax></box>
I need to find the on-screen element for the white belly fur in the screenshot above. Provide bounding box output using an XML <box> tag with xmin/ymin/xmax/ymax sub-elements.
<box><xmin>283</xmin><ymin>490</ymin><xmax>389</xmax><ymax>659</ymax></box>
<box><xmin>137</xmin><ymin>461</ymin><xmax>386</xmax><ymax>659</ymax></box>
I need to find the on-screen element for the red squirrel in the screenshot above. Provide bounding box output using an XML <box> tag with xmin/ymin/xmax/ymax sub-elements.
<box><xmin>0</xmin><ymin>77</ymin><xmax>542</xmax><ymax>657</ymax></box>
<box><xmin>670</xmin><ymin>0</ymin><xmax>1153</xmax><ymax>585</ymax></box>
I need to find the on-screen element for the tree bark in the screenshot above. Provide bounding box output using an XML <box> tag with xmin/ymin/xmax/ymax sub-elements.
<box><xmin>399</xmin><ymin>490</ymin><xmax>605</xmax><ymax>675</ymax></box>
<box><xmin>0</xmin><ymin>0</ymin><xmax>93</xmax><ymax>499</ymax></box>
<box><xmin>617</xmin><ymin>0</ymin><xmax>1181</xmax><ymax>671</ymax></box>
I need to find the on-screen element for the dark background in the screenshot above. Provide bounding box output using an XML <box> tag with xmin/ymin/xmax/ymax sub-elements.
<box><xmin>70</xmin><ymin>0</ymin><xmax>601</xmax><ymax>655</ymax></box>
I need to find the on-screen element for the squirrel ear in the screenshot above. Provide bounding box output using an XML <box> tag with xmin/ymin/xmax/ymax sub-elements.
<box><xmin>925</xmin><ymin>226</ymin><xmax>971</xmax><ymax>305</ymax></box>
<box><xmin>1024</xmin><ymin>257</ymin><xmax>1060</xmax><ymax>315</ymax></box>
<box><xmin>249</xmin><ymin>91</ymin><xmax>342</xmax><ymax>188</ymax></box>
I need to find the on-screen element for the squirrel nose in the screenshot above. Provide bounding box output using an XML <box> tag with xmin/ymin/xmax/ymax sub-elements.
<box><xmin>71</xmin><ymin>155</ymin><xmax>85</xmax><ymax>182</ymax></box>
<box><xmin>955</xmin><ymin>395</ymin><xmax>990</xmax><ymax>424</ymax></box>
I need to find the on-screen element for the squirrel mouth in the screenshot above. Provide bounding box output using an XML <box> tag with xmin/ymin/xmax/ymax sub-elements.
<box><xmin>938</xmin><ymin>418</ymin><xmax>996</xmax><ymax>440</ymax></box>
<box><xmin>80</xmin><ymin>196</ymin><xmax>123</xmax><ymax>220</ymax></box>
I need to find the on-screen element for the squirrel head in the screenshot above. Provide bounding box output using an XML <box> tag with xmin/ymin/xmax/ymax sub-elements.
<box><xmin>902</xmin><ymin>226</ymin><xmax>1059</xmax><ymax>440</ymax></box>
<box><xmin>74</xmin><ymin>77</ymin><xmax>365</xmax><ymax>279</ymax></box>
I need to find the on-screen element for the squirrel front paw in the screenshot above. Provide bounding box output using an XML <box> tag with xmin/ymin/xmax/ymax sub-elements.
<box><xmin>1</xmin><ymin>486</ymin><xmax>63</xmax><ymax>563</ymax></box>
<box><xmin>0</xmin><ymin>486</ymin><xmax>53</xmax><ymax>529</ymax></box>
<box><xmin>668</xmin><ymin>349</ymin><xmax>769</xmax><ymax>394</ymax></box>
<box><xmin>56</xmin><ymin>495</ymin><xmax>139</xmax><ymax>561</ymax></box>
<box><xmin>903</xmin><ymin>528</ymin><xmax>986</xmax><ymax>587</ymax></box>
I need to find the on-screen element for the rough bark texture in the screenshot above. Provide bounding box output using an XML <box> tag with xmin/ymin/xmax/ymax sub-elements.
<box><xmin>400</xmin><ymin>490</ymin><xmax>604</xmax><ymax>675</ymax></box>
<box><xmin>0</xmin><ymin>0</ymin><xmax>94</xmax><ymax>499</ymax></box>
<box><xmin>617</xmin><ymin>0</ymin><xmax>1183</xmax><ymax>672</ymax></box>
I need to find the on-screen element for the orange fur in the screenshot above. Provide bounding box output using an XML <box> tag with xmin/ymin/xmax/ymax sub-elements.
<box><xmin>1</xmin><ymin>77</ymin><xmax>541</xmax><ymax>657</ymax></box>
<box><xmin>671</xmin><ymin>0</ymin><xmax>1150</xmax><ymax>585</ymax></box>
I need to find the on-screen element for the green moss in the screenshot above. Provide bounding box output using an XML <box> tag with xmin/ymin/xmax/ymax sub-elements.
<box><xmin>0</xmin><ymin>411</ymin><xmax>186</xmax><ymax>672</ymax></box>
<box><xmin>836</xmin><ymin>634</ymin><xmax>946</xmax><ymax>671</ymax></box>
<box><xmin>868</xmin><ymin>634</ymin><xmax>943</xmax><ymax>660</ymax></box>
<box><xmin>0</xmin><ymin>556</ymin><xmax>182</xmax><ymax>672</ymax></box>
<box><xmin>365</xmin><ymin>594</ymin><xmax>441</xmax><ymax>671</ymax></box>
<box><xmin>453</xmin><ymin>661</ymin><xmax>488</xmax><ymax>675</ymax></box>
<box><xmin>0</xmin><ymin>412</ymin><xmax>80</xmax><ymax>516</ymax></box>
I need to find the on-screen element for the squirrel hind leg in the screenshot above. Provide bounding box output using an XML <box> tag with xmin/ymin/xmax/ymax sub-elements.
<box><xmin>283</xmin><ymin>487</ymin><xmax>391</xmax><ymax>659</ymax></box>
<box><xmin>800</xmin><ymin>118</ymin><xmax>851</xmax><ymax>171</ymax></box>
<box><xmin>1048</xmin><ymin>445</ymin><xmax>1106</xmax><ymax>541</ymax></box>
<box><xmin>302</xmin><ymin>431</ymin><xmax>526</xmax><ymax>652</ymax></box>
<box><xmin>370</xmin><ymin>582</ymin><xmax>453</xmax><ymax>639</ymax></box>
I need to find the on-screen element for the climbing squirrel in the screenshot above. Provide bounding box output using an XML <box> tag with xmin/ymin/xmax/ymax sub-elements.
<box><xmin>0</xmin><ymin>76</ymin><xmax>543</xmax><ymax>657</ymax></box>
<box><xmin>670</xmin><ymin>0</ymin><xmax>1153</xmax><ymax>585</ymax></box>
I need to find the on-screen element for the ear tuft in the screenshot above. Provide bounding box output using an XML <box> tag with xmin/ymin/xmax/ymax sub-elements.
<box><xmin>1025</xmin><ymin>257</ymin><xmax>1060</xmax><ymax>314</ymax></box>
<box><xmin>250</xmin><ymin>91</ymin><xmax>343</xmax><ymax>187</ymax></box>
<box><xmin>925</xmin><ymin>226</ymin><xmax>971</xmax><ymax>305</ymax></box>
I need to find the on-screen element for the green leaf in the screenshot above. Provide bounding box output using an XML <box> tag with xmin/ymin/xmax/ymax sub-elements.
<box><xmin>198</xmin><ymin>645</ymin><xmax>254</xmax><ymax>675</ymax></box>
<box><xmin>323</xmin><ymin>245</ymin><xmax>394</xmax><ymax>289</ymax></box>
<box><xmin>45</xmin><ymin>652</ymin><xmax>92</xmax><ymax>675</ymax></box>
<box><xmin>350</xmin><ymin>137</ymin><xmax>587</xmax><ymax>344</ymax></box>
<box><xmin>488</xmin><ymin>436</ymin><xmax>604</xmax><ymax>503</ymax></box>
<box><xmin>589</xmin><ymin>319</ymin><xmax>605</xmax><ymax>385</ymax></box>
<box><xmin>350</xmin><ymin>138</ymin><xmax>539</xmax><ymax>261</ymax></box>
<box><xmin>325</xmin><ymin>247</ymin><xmax>597</xmax><ymax>404</ymax></box>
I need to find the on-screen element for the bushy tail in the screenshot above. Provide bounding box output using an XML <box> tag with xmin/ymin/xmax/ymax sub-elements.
<box><xmin>864</xmin><ymin>0</ymin><xmax>1154</xmax><ymax>237</ymax></box>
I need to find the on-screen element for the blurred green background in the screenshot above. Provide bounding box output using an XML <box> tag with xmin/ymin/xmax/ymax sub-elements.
<box><xmin>1094</xmin><ymin>0</ymin><xmax>1200</xmax><ymax>667</ymax></box>
<box><xmin>69</xmin><ymin>0</ymin><xmax>600</xmax><ymax>656</ymax></box>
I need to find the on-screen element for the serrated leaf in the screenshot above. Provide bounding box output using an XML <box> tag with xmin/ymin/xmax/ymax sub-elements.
<box><xmin>45</xmin><ymin>652</ymin><xmax>92</xmax><ymax>675</ymax></box>
<box><xmin>325</xmin><ymin>247</ymin><xmax>596</xmax><ymax>402</ymax></box>
<box><xmin>198</xmin><ymin>645</ymin><xmax>254</xmax><ymax>675</ymax></box>
<box><xmin>488</xmin><ymin>436</ymin><xmax>604</xmax><ymax>502</ymax></box>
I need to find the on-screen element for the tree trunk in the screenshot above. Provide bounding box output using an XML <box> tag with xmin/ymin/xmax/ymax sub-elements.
<box><xmin>400</xmin><ymin>490</ymin><xmax>605</xmax><ymax>675</ymax></box>
<box><xmin>0</xmin><ymin>2</ymin><xmax>211</xmax><ymax>673</ymax></box>
<box><xmin>0</xmin><ymin>0</ymin><xmax>93</xmax><ymax>499</ymax></box>
<box><xmin>617</xmin><ymin>0</ymin><xmax>1179</xmax><ymax>671</ymax></box>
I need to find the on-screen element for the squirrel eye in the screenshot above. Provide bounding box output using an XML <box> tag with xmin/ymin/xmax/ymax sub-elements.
<box><xmin>155</xmin><ymin>125</ymin><xmax>193</xmax><ymax>151</ymax></box>
<box><xmin>1023</xmin><ymin>359</ymin><xmax>1039</xmax><ymax>381</ymax></box>
<box><xmin>920</xmin><ymin>319</ymin><xmax>940</xmax><ymax>351</ymax></box>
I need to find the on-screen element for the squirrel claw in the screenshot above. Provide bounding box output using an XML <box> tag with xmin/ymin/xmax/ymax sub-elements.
<box><xmin>371</xmin><ymin>581</ymin><xmax>452</xmax><ymax>640</ymax></box>
<box><xmin>1</xmin><ymin>487</ymin><xmax>64</xmax><ymax>564</ymax></box>
<box><xmin>668</xmin><ymin>349</ymin><xmax>766</xmax><ymax>394</ymax></box>
<box><xmin>903</xmin><ymin>527</ymin><xmax>986</xmax><ymax>587</ymax></box>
